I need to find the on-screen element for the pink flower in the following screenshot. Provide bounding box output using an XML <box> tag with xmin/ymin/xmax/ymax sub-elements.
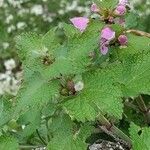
<box><xmin>100</xmin><ymin>27</ymin><xmax>115</xmax><ymax>55</ymax></box>
<box><xmin>114</xmin><ymin>5</ymin><xmax>126</xmax><ymax>16</ymax></box>
<box><xmin>115</xmin><ymin>18</ymin><xmax>125</xmax><ymax>26</ymax></box>
<box><xmin>101</xmin><ymin>45</ymin><xmax>109</xmax><ymax>55</ymax></box>
<box><xmin>101</xmin><ymin>27</ymin><xmax>115</xmax><ymax>41</ymax></box>
<box><xmin>119</xmin><ymin>0</ymin><xmax>128</xmax><ymax>6</ymax></box>
<box><xmin>108</xmin><ymin>17</ymin><xmax>114</xmax><ymax>23</ymax></box>
<box><xmin>118</xmin><ymin>35</ymin><xmax>128</xmax><ymax>45</ymax></box>
<box><xmin>70</xmin><ymin>17</ymin><xmax>89</xmax><ymax>32</ymax></box>
<box><xmin>91</xmin><ymin>3</ymin><xmax>99</xmax><ymax>12</ymax></box>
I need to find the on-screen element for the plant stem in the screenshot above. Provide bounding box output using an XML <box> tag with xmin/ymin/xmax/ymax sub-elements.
<box><xmin>36</xmin><ymin>129</ymin><xmax>47</xmax><ymax>146</ymax></box>
<box><xmin>135</xmin><ymin>95</ymin><xmax>150</xmax><ymax>124</ymax></box>
<box><xmin>46</xmin><ymin>119</ymin><xmax>51</xmax><ymax>142</ymax></box>
<box><xmin>19</xmin><ymin>145</ymin><xmax>45</xmax><ymax>149</ymax></box>
<box><xmin>124</xmin><ymin>101</ymin><xmax>139</xmax><ymax>112</ymax></box>
<box><xmin>97</xmin><ymin>113</ymin><xmax>132</xmax><ymax>147</ymax></box>
<box><xmin>126</xmin><ymin>29</ymin><xmax>150</xmax><ymax>38</ymax></box>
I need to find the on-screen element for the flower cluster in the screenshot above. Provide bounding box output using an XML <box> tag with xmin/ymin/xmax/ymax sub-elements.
<box><xmin>70</xmin><ymin>0</ymin><xmax>129</xmax><ymax>55</ymax></box>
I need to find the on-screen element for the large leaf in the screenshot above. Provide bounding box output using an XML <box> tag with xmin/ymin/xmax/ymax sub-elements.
<box><xmin>0</xmin><ymin>136</ymin><xmax>19</xmax><ymax>150</ymax></box>
<box><xmin>129</xmin><ymin>123</ymin><xmax>150</xmax><ymax>150</ymax></box>
<box><xmin>14</xmin><ymin>73</ymin><xmax>59</xmax><ymax>117</ymax></box>
<box><xmin>47</xmin><ymin>114</ymin><xmax>92</xmax><ymax>150</ymax></box>
<box><xmin>63</xmin><ymin>67</ymin><xmax>123</xmax><ymax>121</ymax></box>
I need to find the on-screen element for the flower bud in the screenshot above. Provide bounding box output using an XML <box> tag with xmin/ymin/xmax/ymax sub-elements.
<box><xmin>118</xmin><ymin>35</ymin><xmax>128</xmax><ymax>45</ymax></box>
<box><xmin>114</xmin><ymin>5</ymin><xmax>126</xmax><ymax>16</ymax></box>
<box><xmin>91</xmin><ymin>3</ymin><xmax>99</xmax><ymax>13</ymax></box>
<box><xmin>100</xmin><ymin>45</ymin><xmax>109</xmax><ymax>55</ymax></box>
<box><xmin>74</xmin><ymin>81</ymin><xmax>84</xmax><ymax>92</ymax></box>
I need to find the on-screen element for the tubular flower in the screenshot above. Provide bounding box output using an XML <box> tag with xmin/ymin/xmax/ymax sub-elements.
<box><xmin>91</xmin><ymin>3</ymin><xmax>99</xmax><ymax>13</ymax></box>
<box><xmin>100</xmin><ymin>27</ymin><xmax>115</xmax><ymax>55</ymax></box>
<box><xmin>70</xmin><ymin>17</ymin><xmax>89</xmax><ymax>32</ymax></box>
<box><xmin>114</xmin><ymin>5</ymin><xmax>126</xmax><ymax>16</ymax></box>
<box><xmin>119</xmin><ymin>0</ymin><xmax>128</xmax><ymax>6</ymax></box>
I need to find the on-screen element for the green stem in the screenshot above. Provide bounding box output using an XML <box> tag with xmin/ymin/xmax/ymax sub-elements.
<box><xmin>135</xmin><ymin>95</ymin><xmax>150</xmax><ymax>124</ymax></box>
<box><xmin>46</xmin><ymin>119</ymin><xmax>51</xmax><ymax>142</ymax></box>
<box><xmin>19</xmin><ymin>145</ymin><xmax>44</xmax><ymax>149</ymax></box>
<box><xmin>97</xmin><ymin>113</ymin><xmax>132</xmax><ymax>147</ymax></box>
<box><xmin>36</xmin><ymin>129</ymin><xmax>47</xmax><ymax>146</ymax></box>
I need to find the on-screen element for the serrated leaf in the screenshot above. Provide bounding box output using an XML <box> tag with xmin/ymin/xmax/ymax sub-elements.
<box><xmin>14</xmin><ymin>73</ymin><xmax>59</xmax><ymax>117</ymax></box>
<box><xmin>116</xmin><ymin>53</ymin><xmax>150</xmax><ymax>97</ymax></box>
<box><xmin>129</xmin><ymin>123</ymin><xmax>150</xmax><ymax>150</ymax></box>
<box><xmin>18</xmin><ymin>108</ymin><xmax>41</xmax><ymax>138</ymax></box>
<box><xmin>63</xmin><ymin>23</ymin><xmax>80</xmax><ymax>38</ymax></box>
<box><xmin>64</xmin><ymin>68</ymin><xmax>123</xmax><ymax>121</ymax></box>
<box><xmin>16</xmin><ymin>20</ymin><xmax>104</xmax><ymax>81</ymax></box>
<box><xmin>47</xmin><ymin>114</ymin><xmax>90</xmax><ymax>150</ymax></box>
<box><xmin>0</xmin><ymin>136</ymin><xmax>19</xmax><ymax>150</ymax></box>
<box><xmin>125</xmin><ymin>13</ymin><xmax>139</xmax><ymax>29</ymax></box>
<box><xmin>114</xmin><ymin>33</ymin><xmax>150</xmax><ymax>60</ymax></box>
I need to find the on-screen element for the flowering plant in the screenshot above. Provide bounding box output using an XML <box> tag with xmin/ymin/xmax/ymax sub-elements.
<box><xmin>0</xmin><ymin>0</ymin><xmax>150</xmax><ymax>150</ymax></box>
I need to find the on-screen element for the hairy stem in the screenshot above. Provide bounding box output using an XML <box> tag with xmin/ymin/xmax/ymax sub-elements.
<box><xmin>36</xmin><ymin>129</ymin><xmax>47</xmax><ymax>146</ymax></box>
<box><xmin>46</xmin><ymin>119</ymin><xmax>51</xmax><ymax>142</ymax></box>
<box><xmin>97</xmin><ymin>113</ymin><xmax>132</xmax><ymax>147</ymax></box>
<box><xmin>126</xmin><ymin>29</ymin><xmax>150</xmax><ymax>38</ymax></box>
<box><xmin>135</xmin><ymin>95</ymin><xmax>150</xmax><ymax>124</ymax></box>
<box><xmin>19</xmin><ymin>145</ymin><xmax>45</xmax><ymax>149</ymax></box>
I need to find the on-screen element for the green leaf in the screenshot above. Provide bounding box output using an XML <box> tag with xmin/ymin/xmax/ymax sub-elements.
<box><xmin>129</xmin><ymin>123</ymin><xmax>150</xmax><ymax>150</ymax></box>
<box><xmin>18</xmin><ymin>108</ymin><xmax>41</xmax><ymax>138</ymax></box>
<box><xmin>16</xmin><ymin>20</ymin><xmax>104</xmax><ymax>81</ymax></box>
<box><xmin>125</xmin><ymin>13</ymin><xmax>139</xmax><ymax>29</ymax></box>
<box><xmin>0</xmin><ymin>136</ymin><xmax>19</xmax><ymax>150</ymax></box>
<box><xmin>64</xmin><ymin>68</ymin><xmax>123</xmax><ymax>121</ymax></box>
<box><xmin>116</xmin><ymin>53</ymin><xmax>150</xmax><ymax>97</ymax></box>
<box><xmin>63</xmin><ymin>23</ymin><xmax>80</xmax><ymax>38</ymax></box>
<box><xmin>14</xmin><ymin>73</ymin><xmax>59</xmax><ymax>117</ymax></box>
<box><xmin>47</xmin><ymin>114</ymin><xmax>90</xmax><ymax>150</ymax></box>
<box><xmin>114</xmin><ymin>34</ymin><xmax>150</xmax><ymax>61</ymax></box>
<box><xmin>94</xmin><ymin>0</ymin><xmax>118</xmax><ymax>9</ymax></box>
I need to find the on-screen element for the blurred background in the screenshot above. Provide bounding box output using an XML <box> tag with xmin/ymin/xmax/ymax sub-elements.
<box><xmin>0</xmin><ymin>0</ymin><xmax>149</xmax><ymax>96</ymax></box>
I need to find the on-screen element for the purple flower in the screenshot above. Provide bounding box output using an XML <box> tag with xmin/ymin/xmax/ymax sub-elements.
<box><xmin>114</xmin><ymin>5</ymin><xmax>126</xmax><ymax>16</ymax></box>
<box><xmin>101</xmin><ymin>27</ymin><xmax>115</xmax><ymax>41</ymax></box>
<box><xmin>119</xmin><ymin>0</ymin><xmax>128</xmax><ymax>6</ymax></box>
<box><xmin>101</xmin><ymin>45</ymin><xmax>109</xmax><ymax>55</ymax></box>
<box><xmin>118</xmin><ymin>35</ymin><xmax>128</xmax><ymax>45</ymax></box>
<box><xmin>70</xmin><ymin>17</ymin><xmax>89</xmax><ymax>32</ymax></box>
<box><xmin>100</xmin><ymin>27</ymin><xmax>115</xmax><ymax>55</ymax></box>
<box><xmin>91</xmin><ymin>3</ymin><xmax>99</xmax><ymax>12</ymax></box>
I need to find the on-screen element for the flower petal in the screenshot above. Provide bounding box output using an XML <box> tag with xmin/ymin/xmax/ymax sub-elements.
<box><xmin>119</xmin><ymin>0</ymin><xmax>128</xmax><ymax>6</ymax></box>
<box><xmin>91</xmin><ymin>3</ymin><xmax>99</xmax><ymax>12</ymax></box>
<box><xmin>101</xmin><ymin>45</ymin><xmax>109</xmax><ymax>55</ymax></box>
<box><xmin>70</xmin><ymin>17</ymin><xmax>89</xmax><ymax>32</ymax></box>
<box><xmin>101</xmin><ymin>27</ymin><xmax>115</xmax><ymax>41</ymax></box>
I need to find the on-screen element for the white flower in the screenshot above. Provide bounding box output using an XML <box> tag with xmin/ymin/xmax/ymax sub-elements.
<box><xmin>31</xmin><ymin>5</ymin><xmax>43</xmax><ymax>15</ymax></box>
<box><xmin>17</xmin><ymin>22</ymin><xmax>26</xmax><ymax>29</ymax></box>
<box><xmin>0</xmin><ymin>0</ymin><xmax>4</xmax><ymax>7</ymax></box>
<box><xmin>5</xmin><ymin>14</ymin><xmax>13</xmax><ymax>24</ymax></box>
<box><xmin>2</xmin><ymin>42</ymin><xmax>9</xmax><ymax>49</ymax></box>
<box><xmin>7</xmin><ymin>25</ymin><xmax>16</xmax><ymax>33</ymax></box>
<box><xmin>4</xmin><ymin>59</ymin><xmax>16</xmax><ymax>70</ymax></box>
<box><xmin>74</xmin><ymin>81</ymin><xmax>84</xmax><ymax>92</ymax></box>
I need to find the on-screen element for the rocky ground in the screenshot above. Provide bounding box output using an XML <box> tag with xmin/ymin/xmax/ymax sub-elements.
<box><xmin>89</xmin><ymin>140</ymin><xmax>130</xmax><ymax>150</ymax></box>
